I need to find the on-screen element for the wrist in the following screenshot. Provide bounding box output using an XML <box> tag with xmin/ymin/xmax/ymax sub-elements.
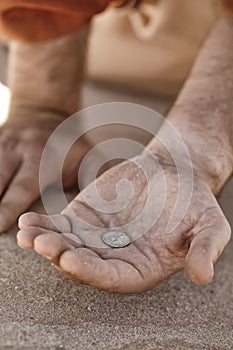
<box><xmin>147</xmin><ymin>122</ymin><xmax>233</xmax><ymax>195</ymax></box>
<box><xmin>7</xmin><ymin>27</ymin><xmax>89</xmax><ymax>121</ymax></box>
<box><xmin>180</xmin><ymin>124</ymin><xmax>233</xmax><ymax>194</ymax></box>
<box><xmin>6</xmin><ymin>102</ymin><xmax>69</xmax><ymax>126</ymax></box>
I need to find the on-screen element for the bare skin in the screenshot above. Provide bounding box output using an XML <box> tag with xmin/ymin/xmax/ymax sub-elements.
<box><xmin>0</xmin><ymin>28</ymin><xmax>89</xmax><ymax>231</ymax></box>
<box><xmin>17</xmin><ymin>157</ymin><xmax>231</xmax><ymax>293</ymax></box>
<box><xmin>17</xmin><ymin>16</ymin><xmax>233</xmax><ymax>293</ymax></box>
<box><xmin>0</xmin><ymin>113</ymin><xmax>92</xmax><ymax>232</ymax></box>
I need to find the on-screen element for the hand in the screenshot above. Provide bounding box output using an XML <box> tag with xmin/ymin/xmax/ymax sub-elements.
<box><xmin>0</xmin><ymin>112</ymin><xmax>90</xmax><ymax>232</ymax></box>
<box><xmin>17</xmin><ymin>153</ymin><xmax>231</xmax><ymax>293</ymax></box>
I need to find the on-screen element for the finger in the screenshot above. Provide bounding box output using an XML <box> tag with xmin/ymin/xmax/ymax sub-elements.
<box><xmin>0</xmin><ymin>153</ymin><xmax>20</xmax><ymax>196</ymax></box>
<box><xmin>25</xmin><ymin>229</ymin><xmax>84</xmax><ymax>283</ymax></box>
<box><xmin>59</xmin><ymin>248</ymin><xmax>144</xmax><ymax>293</ymax></box>
<box><xmin>0</xmin><ymin>163</ymin><xmax>40</xmax><ymax>232</ymax></box>
<box><xmin>17</xmin><ymin>226</ymin><xmax>51</xmax><ymax>249</ymax></box>
<box><xmin>185</xmin><ymin>219</ymin><xmax>231</xmax><ymax>285</ymax></box>
<box><xmin>33</xmin><ymin>231</ymin><xmax>84</xmax><ymax>263</ymax></box>
<box><xmin>18</xmin><ymin>212</ymin><xmax>71</xmax><ymax>233</ymax></box>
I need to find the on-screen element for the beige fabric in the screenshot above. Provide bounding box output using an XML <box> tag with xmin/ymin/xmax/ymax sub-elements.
<box><xmin>87</xmin><ymin>0</ymin><xmax>223</xmax><ymax>96</ymax></box>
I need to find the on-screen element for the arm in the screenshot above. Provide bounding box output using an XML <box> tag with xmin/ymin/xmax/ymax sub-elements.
<box><xmin>8</xmin><ymin>26</ymin><xmax>89</xmax><ymax>122</ymax></box>
<box><xmin>0</xmin><ymin>27</ymin><xmax>90</xmax><ymax>232</ymax></box>
<box><xmin>15</xmin><ymin>15</ymin><xmax>233</xmax><ymax>293</ymax></box>
<box><xmin>148</xmin><ymin>14</ymin><xmax>233</xmax><ymax>194</ymax></box>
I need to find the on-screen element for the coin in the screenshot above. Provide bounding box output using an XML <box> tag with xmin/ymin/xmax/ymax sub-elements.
<box><xmin>101</xmin><ymin>231</ymin><xmax>131</xmax><ymax>248</ymax></box>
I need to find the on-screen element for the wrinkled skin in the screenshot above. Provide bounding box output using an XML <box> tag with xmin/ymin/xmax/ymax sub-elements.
<box><xmin>0</xmin><ymin>115</ymin><xmax>91</xmax><ymax>232</ymax></box>
<box><xmin>17</xmin><ymin>154</ymin><xmax>231</xmax><ymax>293</ymax></box>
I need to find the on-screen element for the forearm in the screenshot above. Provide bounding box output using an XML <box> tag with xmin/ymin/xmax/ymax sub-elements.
<box><xmin>7</xmin><ymin>26</ymin><xmax>89</xmax><ymax>122</ymax></box>
<box><xmin>148</xmin><ymin>15</ymin><xmax>233</xmax><ymax>194</ymax></box>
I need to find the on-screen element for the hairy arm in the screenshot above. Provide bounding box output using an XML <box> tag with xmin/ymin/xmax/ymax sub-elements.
<box><xmin>148</xmin><ymin>15</ymin><xmax>233</xmax><ymax>194</ymax></box>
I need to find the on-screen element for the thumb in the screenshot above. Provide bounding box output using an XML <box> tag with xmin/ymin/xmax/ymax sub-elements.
<box><xmin>185</xmin><ymin>217</ymin><xmax>231</xmax><ymax>285</ymax></box>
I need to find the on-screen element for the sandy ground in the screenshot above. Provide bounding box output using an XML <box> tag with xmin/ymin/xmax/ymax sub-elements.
<box><xmin>0</xmin><ymin>44</ymin><xmax>233</xmax><ymax>349</ymax></box>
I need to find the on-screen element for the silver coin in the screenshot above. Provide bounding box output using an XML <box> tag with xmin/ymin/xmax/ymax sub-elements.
<box><xmin>101</xmin><ymin>231</ymin><xmax>131</xmax><ymax>248</ymax></box>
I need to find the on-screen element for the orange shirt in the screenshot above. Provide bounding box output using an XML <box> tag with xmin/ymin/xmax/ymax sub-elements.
<box><xmin>223</xmin><ymin>0</ymin><xmax>233</xmax><ymax>13</ymax></box>
<box><xmin>0</xmin><ymin>0</ymin><xmax>232</xmax><ymax>42</ymax></box>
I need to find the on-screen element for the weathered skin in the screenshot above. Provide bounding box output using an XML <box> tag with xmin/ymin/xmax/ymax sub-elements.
<box><xmin>17</xmin><ymin>16</ymin><xmax>233</xmax><ymax>293</ymax></box>
<box><xmin>0</xmin><ymin>28</ymin><xmax>91</xmax><ymax>232</ymax></box>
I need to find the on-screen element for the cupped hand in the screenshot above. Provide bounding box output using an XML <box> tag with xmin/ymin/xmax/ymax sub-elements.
<box><xmin>17</xmin><ymin>153</ymin><xmax>231</xmax><ymax>293</ymax></box>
